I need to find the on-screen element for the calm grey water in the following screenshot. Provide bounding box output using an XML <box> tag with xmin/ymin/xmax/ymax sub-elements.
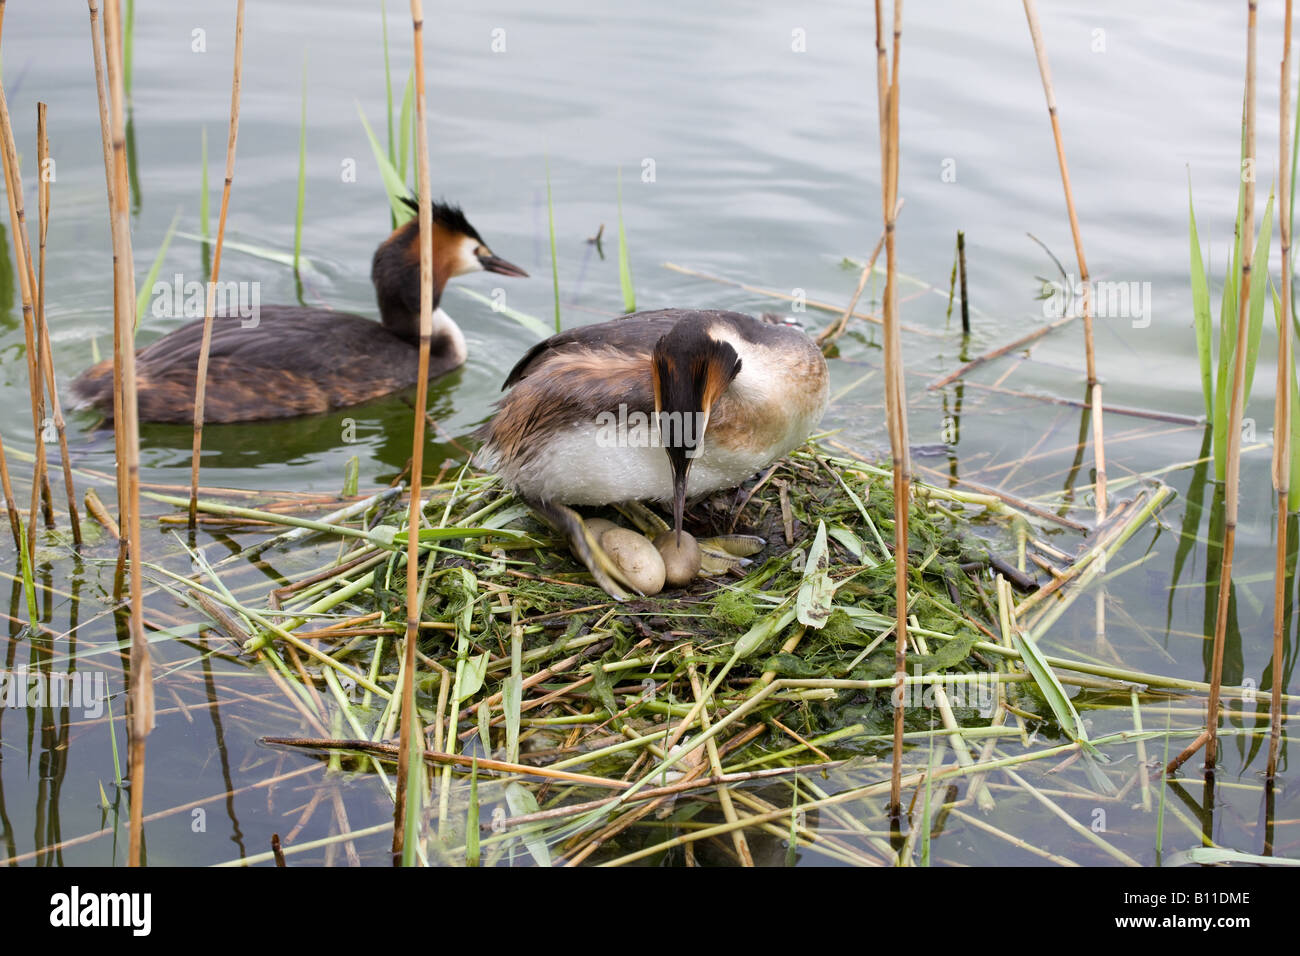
<box><xmin>0</xmin><ymin>1</ymin><xmax>1295</xmax><ymax>865</ymax></box>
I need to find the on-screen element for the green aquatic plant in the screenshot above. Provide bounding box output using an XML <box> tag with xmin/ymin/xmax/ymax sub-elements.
<box><xmin>134</xmin><ymin>208</ymin><xmax>180</xmax><ymax>332</ymax></box>
<box><xmin>617</xmin><ymin>167</ymin><xmax>635</xmax><ymax>313</ymax></box>
<box><xmin>123</xmin><ymin>0</ymin><xmax>135</xmax><ymax>102</ymax></box>
<box><xmin>1273</xmin><ymin>283</ymin><xmax>1300</xmax><ymax>510</ymax></box>
<box><xmin>357</xmin><ymin>103</ymin><xmax>412</xmax><ymax>227</ymax></box>
<box><xmin>1187</xmin><ymin>173</ymin><xmax>1274</xmax><ymax>483</ymax></box>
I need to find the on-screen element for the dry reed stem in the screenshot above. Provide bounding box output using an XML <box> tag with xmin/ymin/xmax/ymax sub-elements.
<box><xmin>101</xmin><ymin>0</ymin><xmax>152</xmax><ymax>867</ymax></box>
<box><xmin>1269</xmin><ymin>0</ymin><xmax>1292</xmax><ymax>778</ymax></box>
<box><xmin>35</xmin><ymin>103</ymin><xmax>81</xmax><ymax>546</ymax></box>
<box><xmin>561</xmin><ymin>738</ymin><xmax>723</xmax><ymax>866</ymax></box>
<box><xmin>1021</xmin><ymin>0</ymin><xmax>1113</xmax><ymax>761</ymax></box>
<box><xmin>87</xmin><ymin>0</ymin><xmax>131</xmax><ymax>593</ymax></box>
<box><xmin>496</xmin><ymin>761</ymin><xmax>843</xmax><ymax>832</ymax></box>
<box><xmin>1021</xmin><ymin>0</ymin><xmax>1096</xmax><ymax>388</ymax></box>
<box><xmin>873</xmin><ymin>0</ymin><xmax>911</xmax><ymax>815</ymax></box>
<box><xmin>1020</xmin><ymin>2</ymin><xmax>1109</xmax><ymax>518</ymax></box>
<box><xmin>1164</xmin><ymin>729</ymin><xmax>1211</xmax><ymax>776</ymax></box>
<box><xmin>393</xmin><ymin>0</ymin><xmax>432</xmax><ymax>860</ymax></box>
<box><xmin>86</xmin><ymin>2</ymin><xmax>127</xmax><ymax>561</ymax></box>
<box><xmin>927</xmin><ymin>312</ymin><xmax>1077</xmax><ymax>390</ymax></box>
<box><xmin>958</xmin><ymin>379</ymin><xmax>1200</xmax><ymax>426</ymax></box>
<box><xmin>1208</xmin><ymin>0</ymin><xmax>1258</xmax><ymax>771</ymax></box>
<box><xmin>0</xmin><ymin>429</ymin><xmax>20</xmax><ymax>552</ymax></box>
<box><xmin>188</xmin><ymin>0</ymin><xmax>245</xmax><ymax>527</ymax></box>
<box><xmin>816</xmin><ymin>199</ymin><xmax>901</xmax><ymax>346</ymax></box>
<box><xmin>685</xmin><ymin>649</ymin><xmax>754</xmax><ymax>866</ymax></box>
<box><xmin>0</xmin><ymin>77</ymin><xmax>54</xmax><ymax>555</ymax></box>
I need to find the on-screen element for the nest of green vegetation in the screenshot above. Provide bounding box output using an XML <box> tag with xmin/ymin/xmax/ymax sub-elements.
<box><xmin>374</xmin><ymin>442</ymin><xmax>1024</xmax><ymax>757</ymax></box>
<box><xmin>165</xmin><ymin>436</ymin><xmax>1187</xmax><ymax>864</ymax></box>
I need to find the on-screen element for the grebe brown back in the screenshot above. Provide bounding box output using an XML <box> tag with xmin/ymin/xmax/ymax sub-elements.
<box><xmin>478</xmin><ymin>309</ymin><xmax>829</xmax><ymax>597</ymax></box>
<box><xmin>71</xmin><ymin>198</ymin><xmax>526</xmax><ymax>424</ymax></box>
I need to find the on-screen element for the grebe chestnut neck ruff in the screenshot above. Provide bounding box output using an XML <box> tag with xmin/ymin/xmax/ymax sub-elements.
<box><xmin>71</xmin><ymin>197</ymin><xmax>526</xmax><ymax>424</ymax></box>
<box><xmin>478</xmin><ymin>309</ymin><xmax>829</xmax><ymax>598</ymax></box>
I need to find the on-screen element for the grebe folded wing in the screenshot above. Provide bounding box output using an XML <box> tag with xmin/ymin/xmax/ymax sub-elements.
<box><xmin>71</xmin><ymin>308</ymin><xmax>433</xmax><ymax>423</ymax></box>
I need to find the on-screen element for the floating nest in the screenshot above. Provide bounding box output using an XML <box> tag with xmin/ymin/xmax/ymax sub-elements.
<box><xmin>163</xmin><ymin>437</ymin><xmax>1177</xmax><ymax>864</ymax></box>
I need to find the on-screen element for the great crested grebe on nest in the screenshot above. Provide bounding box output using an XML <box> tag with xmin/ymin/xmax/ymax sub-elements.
<box><xmin>71</xmin><ymin>197</ymin><xmax>526</xmax><ymax>424</ymax></box>
<box><xmin>478</xmin><ymin>308</ymin><xmax>829</xmax><ymax>598</ymax></box>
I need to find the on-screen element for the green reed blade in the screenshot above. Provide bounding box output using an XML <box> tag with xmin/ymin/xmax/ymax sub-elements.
<box><xmin>786</xmin><ymin>781</ymin><xmax>800</xmax><ymax>867</ymax></box>
<box><xmin>1013</xmin><ymin>628</ymin><xmax>1096</xmax><ymax>755</ymax></box>
<box><xmin>400</xmin><ymin>707</ymin><xmax>423</xmax><ymax>866</ymax></box>
<box><xmin>451</xmin><ymin>286</ymin><xmax>550</xmax><ymax>338</ymax></box>
<box><xmin>175</xmin><ymin>232</ymin><xmax>312</xmax><ymax>271</ymax></box>
<box><xmin>1291</xmin><ymin>364</ymin><xmax>1300</xmax><ymax>511</ymax></box>
<box><xmin>356</xmin><ymin>103</ymin><xmax>414</xmax><ymax>225</ymax></box>
<box><xmin>617</xmin><ymin>167</ymin><xmax>635</xmax><ymax>313</ymax></box>
<box><xmin>1242</xmin><ymin>189</ymin><xmax>1274</xmax><ymax>402</ymax></box>
<box><xmin>124</xmin><ymin>0</ymin><xmax>135</xmax><ymax>101</ymax></box>
<box><xmin>342</xmin><ymin>455</ymin><xmax>359</xmax><ymax>497</ymax></box>
<box><xmin>466</xmin><ymin>759</ymin><xmax>480</xmax><ymax>866</ymax></box>
<box><xmin>1273</xmin><ymin>282</ymin><xmax>1300</xmax><ymax>510</ymax></box>
<box><xmin>796</xmin><ymin>520</ymin><xmax>832</xmax><ymax>628</ymax></box>
<box><xmin>505</xmin><ymin>620</ymin><xmax>522</xmax><ymax>765</ymax></box>
<box><xmin>505</xmin><ymin>782</ymin><xmax>552</xmax><ymax>867</ymax></box>
<box><xmin>1168</xmin><ymin>847</ymin><xmax>1300</xmax><ymax>866</ymax></box>
<box><xmin>1292</xmin><ymin>63</ymin><xmax>1300</xmax><ymax>332</ymax></box>
<box><xmin>919</xmin><ymin>730</ymin><xmax>935</xmax><ymax>867</ymax></box>
<box><xmin>16</xmin><ymin>515</ymin><xmax>37</xmax><ymax>624</ymax></box>
<box><xmin>135</xmin><ymin>208</ymin><xmax>181</xmax><ymax>333</ymax></box>
<box><xmin>1213</xmin><ymin>257</ymin><xmax>1237</xmax><ymax>482</ymax></box>
<box><xmin>0</xmin><ymin>222</ymin><xmax>12</xmax><ymax>326</ymax></box>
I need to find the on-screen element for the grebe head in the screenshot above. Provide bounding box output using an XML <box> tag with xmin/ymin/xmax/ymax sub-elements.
<box><xmin>371</xmin><ymin>197</ymin><xmax>527</xmax><ymax>342</ymax></box>
<box><xmin>650</xmin><ymin>319</ymin><xmax>743</xmax><ymax>541</ymax></box>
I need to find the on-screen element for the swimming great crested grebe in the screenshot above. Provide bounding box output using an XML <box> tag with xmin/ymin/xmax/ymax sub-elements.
<box><xmin>479</xmin><ymin>309</ymin><xmax>829</xmax><ymax>598</ymax></box>
<box><xmin>71</xmin><ymin>198</ymin><xmax>526</xmax><ymax>423</ymax></box>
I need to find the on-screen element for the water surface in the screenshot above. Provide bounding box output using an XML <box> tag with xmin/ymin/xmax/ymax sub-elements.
<box><xmin>0</xmin><ymin>1</ymin><xmax>1295</xmax><ymax>865</ymax></box>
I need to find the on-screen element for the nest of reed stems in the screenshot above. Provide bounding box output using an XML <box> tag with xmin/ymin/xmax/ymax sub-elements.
<box><xmin>135</xmin><ymin>433</ymin><xmax>1197</xmax><ymax>866</ymax></box>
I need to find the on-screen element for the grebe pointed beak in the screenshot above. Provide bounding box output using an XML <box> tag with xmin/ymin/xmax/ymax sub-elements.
<box><xmin>651</xmin><ymin>333</ymin><xmax>742</xmax><ymax>545</ymax></box>
<box><xmin>477</xmin><ymin>251</ymin><xmax>529</xmax><ymax>278</ymax></box>
<box><xmin>661</xmin><ymin>403</ymin><xmax>706</xmax><ymax>544</ymax></box>
<box><xmin>670</xmin><ymin>460</ymin><xmax>690</xmax><ymax>545</ymax></box>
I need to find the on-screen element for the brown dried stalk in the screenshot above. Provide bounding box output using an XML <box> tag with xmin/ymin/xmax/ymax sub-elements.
<box><xmin>0</xmin><ymin>429</ymin><xmax>20</xmax><ymax>552</ymax></box>
<box><xmin>101</xmin><ymin>0</ymin><xmax>152</xmax><ymax>867</ymax></box>
<box><xmin>36</xmin><ymin>103</ymin><xmax>81</xmax><ymax>546</ymax></box>
<box><xmin>188</xmin><ymin>0</ymin><xmax>245</xmax><ymax>527</ymax></box>
<box><xmin>0</xmin><ymin>66</ymin><xmax>55</xmax><ymax>553</ymax></box>
<box><xmin>86</xmin><ymin>0</ymin><xmax>135</xmax><ymax>596</ymax></box>
<box><xmin>816</xmin><ymin>201</ymin><xmax>901</xmax><ymax>346</ymax></box>
<box><xmin>393</xmin><ymin>0</ymin><xmax>433</xmax><ymax>861</ymax></box>
<box><xmin>1269</xmin><ymin>0</ymin><xmax>1292</xmax><ymax>779</ymax></box>
<box><xmin>873</xmin><ymin>0</ymin><xmax>911</xmax><ymax>815</ymax></box>
<box><xmin>1020</xmin><ymin>0</ymin><xmax>1113</xmax><ymax>774</ymax></box>
<box><xmin>1207</xmin><ymin>0</ymin><xmax>1258</xmax><ymax>772</ymax></box>
<box><xmin>1021</xmin><ymin>0</ymin><xmax>1107</xmax><ymax>516</ymax></box>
